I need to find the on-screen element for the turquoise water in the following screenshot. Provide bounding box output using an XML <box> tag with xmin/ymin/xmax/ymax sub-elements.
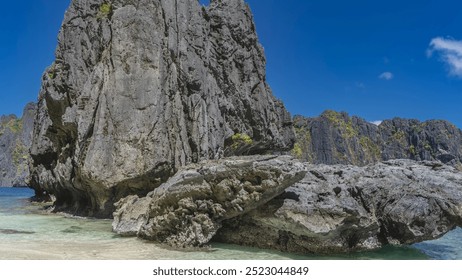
<box><xmin>0</xmin><ymin>187</ymin><xmax>459</xmax><ymax>260</ymax></box>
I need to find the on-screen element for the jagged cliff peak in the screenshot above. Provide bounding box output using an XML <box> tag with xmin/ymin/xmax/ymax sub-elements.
<box><xmin>0</xmin><ymin>102</ymin><xmax>37</xmax><ymax>187</ymax></box>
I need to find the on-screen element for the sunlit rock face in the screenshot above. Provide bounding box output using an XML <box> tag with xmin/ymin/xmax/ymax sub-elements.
<box><xmin>0</xmin><ymin>103</ymin><xmax>36</xmax><ymax>187</ymax></box>
<box><xmin>216</xmin><ymin>160</ymin><xmax>462</xmax><ymax>254</ymax></box>
<box><xmin>29</xmin><ymin>0</ymin><xmax>294</xmax><ymax>217</ymax></box>
<box><xmin>112</xmin><ymin>155</ymin><xmax>306</xmax><ymax>248</ymax></box>
<box><xmin>292</xmin><ymin>112</ymin><xmax>462</xmax><ymax>168</ymax></box>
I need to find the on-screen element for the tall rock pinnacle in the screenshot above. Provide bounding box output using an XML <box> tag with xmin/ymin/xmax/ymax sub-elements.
<box><xmin>29</xmin><ymin>0</ymin><xmax>294</xmax><ymax>217</ymax></box>
<box><xmin>0</xmin><ymin>103</ymin><xmax>36</xmax><ymax>187</ymax></box>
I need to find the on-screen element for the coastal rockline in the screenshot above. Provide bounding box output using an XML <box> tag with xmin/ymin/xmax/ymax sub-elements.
<box><xmin>5</xmin><ymin>0</ymin><xmax>460</xmax><ymax>255</ymax></box>
<box><xmin>113</xmin><ymin>156</ymin><xmax>306</xmax><ymax>247</ymax></box>
<box><xmin>114</xmin><ymin>157</ymin><xmax>462</xmax><ymax>253</ymax></box>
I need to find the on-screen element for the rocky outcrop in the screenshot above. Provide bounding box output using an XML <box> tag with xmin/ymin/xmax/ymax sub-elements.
<box><xmin>292</xmin><ymin>111</ymin><xmax>462</xmax><ymax>168</ymax></box>
<box><xmin>112</xmin><ymin>156</ymin><xmax>306</xmax><ymax>247</ymax></box>
<box><xmin>113</xmin><ymin>158</ymin><xmax>462</xmax><ymax>253</ymax></box>
<box><xmin>0</xmin><ymin>103</ymin><xmax>36</xmax><ymax>187</ymax></box>
<box><xmin>27</xmin><ymin>0</ymin><xmax>462</xmax><ymax>256</ymax></box>
<box><xmin>215</xmin><ymin>160</ymin><xmax>462</xmax><ymax>254</ymax></box>
<box><xmin>30</xmin><ymin>0</ymin><xmax>294</xmax><ymax>217</ymax></box>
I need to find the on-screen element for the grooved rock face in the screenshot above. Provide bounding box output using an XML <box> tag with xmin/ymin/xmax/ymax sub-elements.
<box><xmin>29</xmin><ymin>0</ymin><xmax>294</xmax><ymax>217</ymax></box>
<box><xmin>292</xmin><ymin>111</ymin><xmax>462</xmax><ymax>168</ymax></box>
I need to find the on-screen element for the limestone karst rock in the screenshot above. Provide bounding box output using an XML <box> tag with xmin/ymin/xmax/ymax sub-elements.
<box><xmin>0</xmin><ymin>103</ymin><xmax>36</xmax><ymax>187</ymax></box>
<box><xmin>113</xmin><ymin>158</ymin><xmax>462</xmax><ymax>253</ymax></box>
<box><xmin>112</xmin><ymin>155</ymin><xmax>306</xmax><ymax>247</ymax></box>
<box><xmin>29</xmin><ymin>0</ymin><xmax>294</xmax><ymax>217</ymax></box>
<box><xmin>215</xmin><ymin>160</ymin><xmax>462</xmax><ymax>254</ymax></box>
<box><xmin>27</xmin><ymin>0</ymin><xmax>462</xmax><ymax>255</ymax></box>
<box><xmin>292</xmin><ymin>112</ymin><xmax>462</xmax><ymax>168</ymax></box>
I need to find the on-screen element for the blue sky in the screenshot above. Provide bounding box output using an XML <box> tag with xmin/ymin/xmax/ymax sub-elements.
<box><xmin>0</xmin><ymin>0</ymin><xmax>70</xmax><ymax>117</ymax></box>
<box><xmin>2</xmin><ymin>0</ymin><xmax>462</xmax><ymax>128</ymax></box>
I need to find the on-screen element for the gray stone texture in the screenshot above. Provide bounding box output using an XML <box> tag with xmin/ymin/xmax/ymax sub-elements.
<box><xmin>216</xmin><ymin>160</ymin><xmax>462</xmax><ymax>254</ymax></box>
<box><xmin>0</xmin><ymin>103</ymin><xmax>36</xmax><ymax>187</ymax></box>
<box><xmin>30</xmin><ymin>0</ymin><xmax>294</xmax><ymax>217</ymax></box>
<box><xmin>292</xmin><ymin>111</ymin><xmax>462</xmax><ymax>168</ymax></box>
<box><xmin>112</xmin><ymin>155</ymin><xmax>306</xmax><ymax>247</ymax></box>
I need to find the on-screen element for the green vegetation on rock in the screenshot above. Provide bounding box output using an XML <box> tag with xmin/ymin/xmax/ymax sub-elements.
<box><xmin>47</xmin><ymin>64</ymin><xmax>57</xmax><ymax>79</ymax></box>
<box><xmin>391</xmin><ymin>130</ymin><xmax>406</xmax><ymax>145</ymax></box>
<box><xmin>323</xmin><ymin>110</ymin><xmax>357</xmax><ymax>139</ymax></box>
<box><xmin>231</xmin><ymin>133</ymin><xmax>253</xmax><ymax>150</ymax></box>
<box><xmin>291</xmin><ymin>143</ymin><xmax>303</xmax><ymax>159</ymax></box>
<box><xmin>344</xmin><ymin>121</ymin><xmax>357</xmax><ymax>138</ymax></box>
<box><xmin>98</xmin><ymin>3</ymin><xmax>112</xmax><ymax>18</ymax></box>
<box><xmin>409</xmin><ymin>145</ymin><xmax>416</xmax><ymax>156</ymax></box>
<box><xmin>323</xmin><ymin>110</ymin><xmax>342</xmax><ymax>125</ymax></box>
<box><xmin>5</xmin><ymin>119</ymin><xmax>23</xmax><ymax>133</ymax></box>
<box><xmin>12</xmin><ymin>141</ymin><xmax>27</xmax><ymax>167</ymax></box>
<box><xmin>359</xmin><ymin>136</ymin><xmax>381</xmax><ymax>160</ymax></box>
<box><xmin>411</xmin><ymin>124</ymin><xmax>423</xmax><ymax>134</ymax></box>
<box><xmin>292</xmin><ymin>126</ymin><xmax>312</xmax><ymax>161</ymax></box>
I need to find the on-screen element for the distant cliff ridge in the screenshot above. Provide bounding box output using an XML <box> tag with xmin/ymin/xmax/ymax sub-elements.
<box><xmin>30</xmin><ymin>0</ymin><xmax>294</xmax><ymax>217</ymax></box>
<box><xmin>292</xmin><ymin>111</ymin><xmax>462</xmax><ymax>168</ymax></box>
<box><xmin>0</xmin><ymin>103</ymin><xmax>36</xmax><ymax>187</ymax></box>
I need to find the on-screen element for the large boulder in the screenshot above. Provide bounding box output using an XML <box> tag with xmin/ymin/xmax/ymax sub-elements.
<box><xmin>29</xmin><ymin>0</ymin><xmax>294</xmax><ymax>217</ymax></box>
<box><xmin>215</xmin><ymin>160</ymin><xmax>462</xmax><ymax>254</ymax></box>
<box><xmin>112</xmin><ymin>155</ymin><xmax>306</xmax><ymax>247</ymax></box>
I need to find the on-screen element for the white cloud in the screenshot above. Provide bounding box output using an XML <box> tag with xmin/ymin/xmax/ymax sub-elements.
<box><xmin>378</xmin><ymin>72</ymin><xmax>394</xmax><ymax>80</ymax></box>
<box><xmin>370</xmin><ymin>120</ymin><xmax>382</xmax><ymax>126</ymax></box>
<box><xmin>428</xmin><ymin>37</ymin><xmax>462</xmax><ymax>77</ymax></box>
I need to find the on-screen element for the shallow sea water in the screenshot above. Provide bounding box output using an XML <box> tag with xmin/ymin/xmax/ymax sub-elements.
<box><xmin>0</xmin><ymin>187</ymin><xmax>459</xmax><ymax>260</ymax></box>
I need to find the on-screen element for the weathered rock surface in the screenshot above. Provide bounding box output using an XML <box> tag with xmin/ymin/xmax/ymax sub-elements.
<box><xmin>0</xmin><ymin>103</ymin><xmax>36</xmax><ymax>187</ymax></box>
<box><xmin>292</xmin><ymin>111</ymin><xmax>462</xmax><ymax>168</ymax></box>
<box><xmin>30</xmin><ymin>0</ymin><xmax>294</xmax><ymax>217</ymax></box>
<box><xmin>215</xmin><ymin>160</ymin><xmax>462</xmax><ymax>254</ymax></box>
<box><xmin>112</xmin><ymin>156</ymin><xmax>306</xmax><ymax>247</ymax></box>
